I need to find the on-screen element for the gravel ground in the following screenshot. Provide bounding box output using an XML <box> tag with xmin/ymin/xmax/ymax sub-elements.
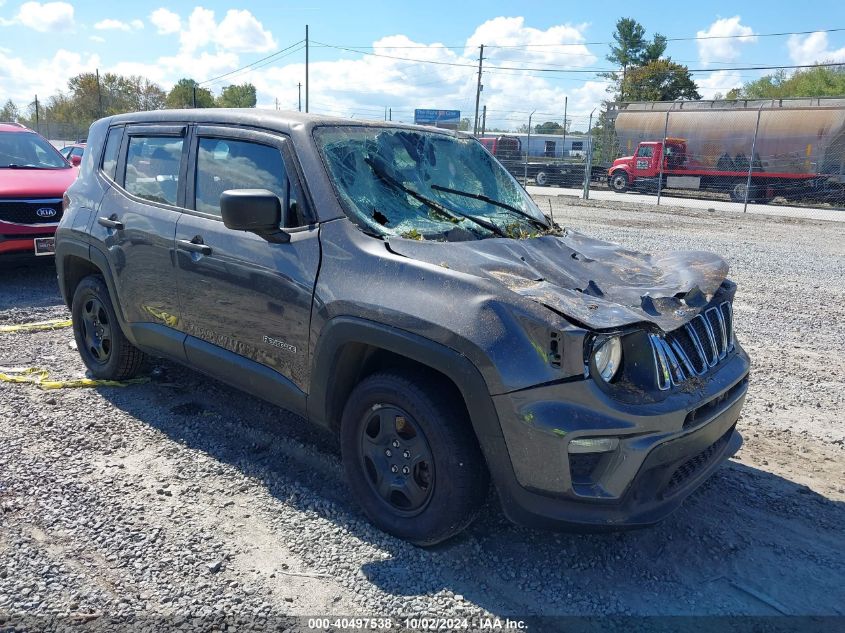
<box><xmin>1</xmin><ymin>201</ymin><xmax>843</xmax><ymax>629</ymax></box>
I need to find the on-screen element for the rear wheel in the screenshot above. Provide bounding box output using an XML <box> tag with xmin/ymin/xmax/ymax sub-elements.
<box><xmin>535</xmin><ymin>171</ymin><xmax>549</xmax><ymax>186</ymax></box>
<box><xmin>71</xmin><ymin>275</ymin><xmax>146</xmax><ymax>380</ymax></box>
<box><xmin>609</xmin><ymin>171</ymin><xmax>628</xmax><ymax>193</ymax></box>
<box><xmin>340</xmin><ymin>370</ymin><xmax>489</xmax><ymax>546</ymax></box>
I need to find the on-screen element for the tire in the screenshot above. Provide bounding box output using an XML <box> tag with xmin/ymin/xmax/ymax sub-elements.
<box><xmin>729</xmin><ymin>181</ymin><xmax>747</xmax><ymax>202</ymax></box>
<box><xmin>729</xmin><ymin>181</ymin><xmax>762</xmax><ymax>203</ymax></box>
<box><xmin>609</xmin><ymin>171</ymin><xmax>628</xmax><ymax>193</ymax></box>
<box><xmin>340</xmin><ymin>370</ymin><xmax>489</xmax><ymax>546</ymax></box>
<box><xmin>71</xmin><ymin>275</ymin><xmax>146</xmax><ymax>380</ymax></box>
<box><xmin>535</xmin><ymin>171</ymin><xmax>548</xmax><ymax>186</ymax></box>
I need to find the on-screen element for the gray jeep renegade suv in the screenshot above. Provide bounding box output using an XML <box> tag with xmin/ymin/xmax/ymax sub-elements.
<box><xmin>55</xmin><ymin>110</ymin><xmax>749</xmax><ymax>545</ymax></box>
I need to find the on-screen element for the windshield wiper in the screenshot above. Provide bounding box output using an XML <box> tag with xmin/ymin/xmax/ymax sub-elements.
<box><xmin>4</xmin><ymin>164</ymin><xmax>53</xmax><ymax>169</ymax></box>
<box><xmin>364</xmin><ymin>156</ymin><xmax>508</xmax><ymax>238</ymax></box>
<box><xmin>430</xmin><ymin>184</ymin><xmax>549</xmax><ymax>230</ymax></box>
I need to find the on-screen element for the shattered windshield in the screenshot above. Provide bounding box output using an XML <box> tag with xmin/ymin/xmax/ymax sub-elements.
<box><xmin>314</xmin><ymin>126</ymin><xmax>550</xmax><ymax>241</ymax></box>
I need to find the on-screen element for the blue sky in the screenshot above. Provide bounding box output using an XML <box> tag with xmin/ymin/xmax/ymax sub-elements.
<box><xmin>1</xmin><ymin>1</ymin><xmax>844</xmax><ymax>128</ymax></box>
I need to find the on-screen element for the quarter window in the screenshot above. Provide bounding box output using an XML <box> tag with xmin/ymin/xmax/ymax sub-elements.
<box><xmin>125</xmin><ymin>136</ymin><xmax>183</xmax><ymax>206</ymax></box>
<box><xmin>101</xmin><ymin>130</ymin><xmax>121</xmax><ymax>180</ymax></box>
<box><xmin>195</xmin><ymin>138</ymin><xmax>290</xmax><ymax>219</ymax></box>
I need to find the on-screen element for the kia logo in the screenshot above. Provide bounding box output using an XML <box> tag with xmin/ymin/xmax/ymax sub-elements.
<box><xmin>36</xmin><ymin>207</ymin><xmax>57</xmax><ymax>218</ymax></box>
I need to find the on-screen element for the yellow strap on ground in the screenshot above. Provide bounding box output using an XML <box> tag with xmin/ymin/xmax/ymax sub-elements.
<box><xmin>0</xmin><ymin>318</ymin><xmax>73</xmax><ymax>333</ymax></box>
<box><xmin>0</xmin><ymin>366</ymin><xmax>148</xmax><ymax>390</ymax></box>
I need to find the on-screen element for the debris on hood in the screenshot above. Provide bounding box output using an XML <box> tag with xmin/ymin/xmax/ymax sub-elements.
<box><xmin>388</xmin><ymin>230</ymin><xmax>730</xmax><ymax>331</ymax></box>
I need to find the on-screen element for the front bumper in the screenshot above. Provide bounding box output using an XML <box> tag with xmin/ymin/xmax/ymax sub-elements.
<box><xmin>490</xmin><ymin>345</ymin><xmax>749</xmax><ymax>529</ymax></box>
<box><xmin>1</xmin><ymin>223</ymin><xmax>57</xmax><ymax>257</ymax></box>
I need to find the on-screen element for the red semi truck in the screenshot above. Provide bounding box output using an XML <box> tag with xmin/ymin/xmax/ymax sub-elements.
<box><xmin>607</xmin><ymin>138</ymin><xmax>839</xmax><ymax>202</ymax></box>
<box><xmin>608</xmin><ymin>101</ymin><xmax>845</xmax><ymax>204</ymax></box>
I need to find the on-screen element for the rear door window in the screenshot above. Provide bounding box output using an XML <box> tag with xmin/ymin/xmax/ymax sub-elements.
<box><xmin>125</xmin><ymin>136</ymin><xmax>183</xmax><ymax>206</ymax></box>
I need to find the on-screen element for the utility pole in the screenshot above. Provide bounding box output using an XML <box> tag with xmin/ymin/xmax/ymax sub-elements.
<box><xmin>481</xmin><ymin>105</ymin><xmax>487</xmax><ymax>135</ymax></box>
<box><xmin>275</xmin><ymin>97</ymin><xmax>279</xmax><ymax>111</ymax></box>
<box><xmin>389</xmin><ymin>108</ymin><xmax>392</xmax><ymax>121</ymax></box>
<box><xmin>96</xmin><ymin>68</ymin><xmax>103</xmax><ymax>117</ymax></box>
<box><xmin>34</xmin><ymin>95</ymin><xmax>39</xmax><ymax>132</ymax></box>
<box><xmin>305</xmin><ymin>25</ymin><xmax>309</xmax><ymax>113</ymax></box>
<box><xmin>297</xmin><ymin>83</ymin><xmax>302</xmax><ymax>112</ymax></box>
<box><xmin>562</xmin><ymin>96</ymin><xmax>568</xmax><ymax>157</ymax></box>
<box><xmin>192</xmin><ymin>85</ymin><xmax>197</xmax><ymax>108</ymax></box>
<box><xmin>473</xmin><ymin>44</ymin><xmax>484</xmax><ymax>135</ymax></box>
<box><xmin>524</xmin><ymin>110</ymin><xmax>535</xmax><ymax>185</ymax></box>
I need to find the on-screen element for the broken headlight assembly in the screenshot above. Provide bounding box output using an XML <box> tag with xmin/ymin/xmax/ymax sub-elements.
<box><xmin>590</xmin><ymin>335</ymin><xmax>623</xmax><ymax>382</ymax></box>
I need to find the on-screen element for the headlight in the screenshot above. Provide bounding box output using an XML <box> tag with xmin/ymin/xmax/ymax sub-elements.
<box><xmin>592</xmin><ymin>335</ymin><xmax>622</xmax><ymax>382</ymax></box>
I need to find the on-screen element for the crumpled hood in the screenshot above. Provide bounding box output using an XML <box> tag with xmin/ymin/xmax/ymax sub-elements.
<box><xmin>387</xmin><ymin>230</ymin><xmax>729</xmax><ymax>331</ymax></box>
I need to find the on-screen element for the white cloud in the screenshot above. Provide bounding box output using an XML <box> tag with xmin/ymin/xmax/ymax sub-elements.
<box><xmin>13</xmin><ymin>1</ymin><xmax>74</xmax><ymax>32</ymax></box>
<box><xmin>696</xmin><ymin>70</ymin><xmax>745</xmax><ymax>99</ymax></box>
<box><xmin>89</xmin><ymin>35</ymin><xmax>105</xmax><ymax>43</ymax></box>
<box><xmin>176</xmin><ymin>7</ymin><xmax>276</xmax><ymax>54</ymax></box>
<box><xmin>0</xmin><ymin>15</ymin><xmax>611</xmax><ymax>131</ymax></box>
<box><xmin>94</xmin><ymin>18</ymin><xmax>143</xmax><ymax>31</ymax></box>
<box><xmin>696</xmin><ymin>16</ymin><xmax>756</xmax><ymax>64</ymax></box>
<box><xmin>468</xmin><ymin>17</ymin><xmax>597</xmax><ymax>68</ymax></box>
<box><xmin>149</xmin><ymin>7</ymin><xmax>181</xmax><ymax>35</ymax></box>
<box><xmin>787</xmin><ymin>31</ymin><xmax>845</xmax><ymax>65</ymax></box>
<box><xmin>0</xmin><ymin>48</ymin><xmax>100</xmax><ymax>103</ymax></box>
<box><xmin>217</xmin><ymin>9</ymin><xmax>276</xmax><ymax>53</ymax></box>
<box><xmin>179</xmin><ymin>7</ymin><xmax>216</xmax><ymax>53</ymax></box>
<box><xmin>94</xmin><ymin>19</ymin><xmax>130</xmax><ymax>31</ymax></box>
<box><xmin>249</xmin><ymin>19</ymin><xmax>604</xmax><ymax>127</ymax></box>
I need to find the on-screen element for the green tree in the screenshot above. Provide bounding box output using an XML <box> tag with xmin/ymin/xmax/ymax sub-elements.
<box><xmin>726</xmin><ymin>65</ymin><xmax>845</xmax><ymax>99</ymax></box>
<box><xmin>130</xmin><ymin>77</ymin><xmax>167</xmax><ymax>111</ymax></box>
<box><xmin>457</xmin><ymin>117</ymin><xmax>471</xmax><ymax>131</ymax></box>
<box><xmin>535</xmin><ymin>121</ymin><xmax>564</xmax><ymax>134</ymax></box>
<box><xmin>166</xmin><ymin>78</ymin><xmax>215</xmax><ymax>109</ymax></box>
<box><xmin>0</xmin><ymin>99</ymin><xmax>19</xmax><ymax>121</ymax></box>
<box><xmin>604</xmin><ymin>18</ymin><xmax>668</xmax><ymax>100</ymax></box>
<box><xmin>216</xmin><ymin>83</ymin><xmax>257</xmax><ymax>108</ymax></box>
<box><xmin>622</xmin><ymin>59</ymin><xmax>701</xmax><ymax>101</ymax></box>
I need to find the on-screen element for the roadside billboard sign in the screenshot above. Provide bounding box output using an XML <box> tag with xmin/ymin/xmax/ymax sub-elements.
<box><xmin>414</xmin><ymin>109</ymin><xmax>461</xmax><ymax>129</ymax></box>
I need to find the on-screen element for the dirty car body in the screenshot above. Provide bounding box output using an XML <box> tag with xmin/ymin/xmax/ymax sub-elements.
<box><xmin>56</xmin><ymin>110</ymin><xmax>749</xmax><ymax>542</ymax></box>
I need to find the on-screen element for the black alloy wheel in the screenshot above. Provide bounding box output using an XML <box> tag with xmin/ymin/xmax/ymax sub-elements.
<box><xmin>340</xmin><ymin>370</ymin><xmax>489</xmax><ymax>545</ymax></box>
<box><xmin>79</xmin><ymin>296</ymin><xmax>112</xmax><ymax>364</ymax></box>
<box><xmin>71</xmin><ymin>275</ymin><xmax>146</xmax><ymax>380</ymax></box>
<box><xmin>359</xmin><ymin>404</ymin><xmax>435</xmax><ymax>515</ymax></box>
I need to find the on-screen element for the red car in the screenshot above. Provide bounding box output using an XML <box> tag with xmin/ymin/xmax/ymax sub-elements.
<box><xmin>59</xmin><ymin>142</ymin><xmax>86</xmax><ymax>166</ymax></box>
<box><xmin>0</xmin><ymin>123</ymin><xmax>78</xmax><ymax>258</ymax></box>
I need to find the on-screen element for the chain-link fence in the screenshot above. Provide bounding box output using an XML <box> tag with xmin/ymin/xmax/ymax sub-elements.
<box><xmin>502</xmin><ymin>99</ymin><xmax>845</xmax><ymax>222</ymax></box>
<box><xmin>594</xmin><ymin>99</ymin><xmax>845</xmax><ymax>219</ymax></box>
<box><xmin>30</xmin><ymin>121</ymin><xmax>90</xmax><ymax>147</ymax></box>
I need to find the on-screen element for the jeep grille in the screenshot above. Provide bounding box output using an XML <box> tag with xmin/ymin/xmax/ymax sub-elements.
<box><xmin>649</xmin><ymin>302</ymin><xmax>734</xmax><ymax>390</ymax></box>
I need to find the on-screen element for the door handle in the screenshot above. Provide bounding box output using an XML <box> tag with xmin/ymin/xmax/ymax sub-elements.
<box><xmin>97</xmin><ymin>215</ymin><xmax>124</xmax><ymax>230</ymax></box>
<box><xmin>177</xmin><ymin>237</ymin><xmax>212</xmax><ymax>256</ymax></box>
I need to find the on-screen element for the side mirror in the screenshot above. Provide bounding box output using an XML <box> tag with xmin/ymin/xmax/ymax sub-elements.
<box><xmin>220</xmin><ymin>189</ymin><xmax>290</xmax><ymax>243</ymax></box>
<box><xmin>70</xmin><ymin>154</ymin><xmax>82</xmax><ymax>166</ymax></box>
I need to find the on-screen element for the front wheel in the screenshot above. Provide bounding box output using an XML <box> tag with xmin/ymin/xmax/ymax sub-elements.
<box><xmin>535</xmin><ymin>171</ymin><xmax>549</xmax><ymax>186</ymax></box>
<box><xmin>340</xmin><ymin>370</ymin><xmax>489</xmax><ymax>546</ymax></box>
<box><xmin>609</xmin><ymin>171</ymin><xmax>629</xmax><ymax>193</ymax></box>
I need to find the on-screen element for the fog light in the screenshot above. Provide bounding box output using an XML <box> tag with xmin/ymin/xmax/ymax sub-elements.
<box><xmin>568</xmin><ymin>437</ymin><xmax>619</xmax><ymax>454</ymax></box>
<box><xmin>592</xmin><ymin>335</ymin><xmax>622</xmax><ymax>382</ymax></box>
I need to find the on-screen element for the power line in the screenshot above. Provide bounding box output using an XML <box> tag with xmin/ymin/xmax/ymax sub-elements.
<box><xmin>199</xmin><ymin>40</ymin><xmax>304</xmax><ymax>86</ymax></box>
<box><xmin>317</xmin><ymin>27</ymin><xmax>845</xmax><ymax>49</ymax></box>
<box><xmin>313</xmin><ymin>42</ymin><xmax>845</xmax><ymax>75</ymax></box>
